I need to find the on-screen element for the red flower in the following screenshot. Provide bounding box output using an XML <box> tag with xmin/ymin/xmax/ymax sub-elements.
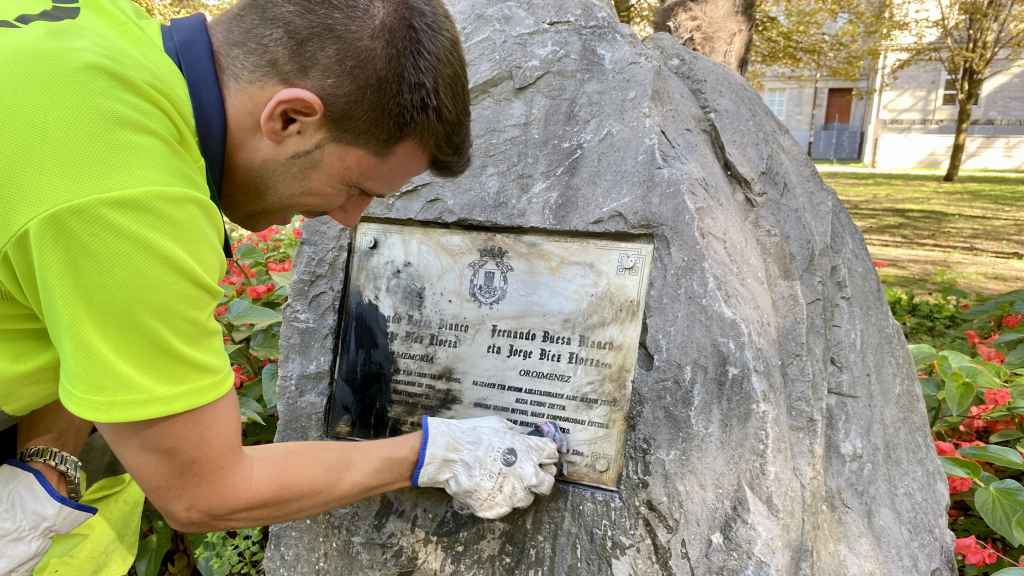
<box><xmin>1003</xmin><ymin>314</ymin><xmax>1024</xmax><ymax>329</ymax></box>
<box><xmin>871</xmin><ymin>259</ymin><xmax>890</xmax><ymax>269</ymax></box>
<box><xmin>988</xmin><ymin>418</ymin><xmax>1018</xmax><ymax>433</ymax></box>
<box><xmin>246</xmin><ymin>283</ymin><xmax>276</xmax><ymax>300</ymax></box>
<box><xmin>966</xmin><ymin>330</ymin><xmax>980</xmax><ymax>347</ymax></box>
<box><xmin>960</xmin><ymin>404</ymin><xmax>996</xmax><ymax>433</ymax></box>
<box><xmin>214</xmin><ymin>305</ymin><xmax>228</xmax><ymax>318</ymax></box>
<box><xmin>267</xmin><ymin>259</ymin><xmax>292</xmax><ymax>273</ymax></box>
<box><xmin>934</xmin><ymin>441</ymin><xmax>958</xmax><ymax>457</ymax></box>
<box><xmin>954</xmin><ymin>536</ymin><xmax>998</xmax><ymax>567</ymax></box>
<box><xmin>232</xmin><ymin>365</ymin><xmax>253</xmax><ymax>389</ymax></box>
<box><xmin>254</xmin><ymin>226</ymin><xmax>279</xmax><ymax>243</ymax></box>
<box><xmin>955</xmin><ymin>440</ymin><xmax>985</xmax><ymax>448</ymax></box>
<box><xmin>984</xmin><ymin>388</ymin><xmax>1012</xmax><ymax>406</ymax></box>
<box><xmin>293</xmin><ymin>227</ymin><xmax>303</xmax><ymax>239</ymax></box>
<box><xmin>948</xmin><ymin>476</ymin><xmax>973</xmax><ymax>494</ymax></box>
<box><xmin>977</xmin><ymin>344</ymin><xmax>1006</xmax><ymax>365</ymax></box>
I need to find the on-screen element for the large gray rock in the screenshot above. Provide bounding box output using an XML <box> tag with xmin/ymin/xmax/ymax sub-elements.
<box><xmin>267</xmin><ymin>1</ymin><xmax>954</xmax><ymax>574</ymax></box>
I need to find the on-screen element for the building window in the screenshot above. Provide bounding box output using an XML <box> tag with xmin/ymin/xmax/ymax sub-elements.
<box><xmin>942</xmin><ymin>74</ymin><xmax>981</xmax><ymax>106</ymax></box>
<box><xmin>764</xmin><ymin>88</ymin><xmax>787</xmax><ymax>119</ymax></box>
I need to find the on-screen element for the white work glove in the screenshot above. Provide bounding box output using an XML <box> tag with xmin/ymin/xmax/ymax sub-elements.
<box><xmin>0</xmin><ymin>460</ymin><xmax>96</xmax><ymax>576</ymax></box>
<box><xmin>412</xmin><ymin>416</ymin><xmax>559</xmax><ymax>519</ymax></box>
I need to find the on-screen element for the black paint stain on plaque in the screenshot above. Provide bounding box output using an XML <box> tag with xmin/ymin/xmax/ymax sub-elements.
<box><xmin>328</xmin><ymin>290</ymin><xmax>396</xmax><ymax>438</ymax></box>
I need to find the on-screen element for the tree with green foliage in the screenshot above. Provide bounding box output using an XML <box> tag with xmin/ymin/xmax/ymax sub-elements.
<box><xmin>890</xmin><ymin>0</ymin><xmax>1024</xmax><ymax>182</ymax></box>
<box><xmin>749</xmin><ymin>0</ymin><xmax>898</xmax><ymax>81</ymax></box>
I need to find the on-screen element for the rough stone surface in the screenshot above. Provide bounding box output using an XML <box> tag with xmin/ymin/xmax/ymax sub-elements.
<box><xmin>267</xmin><ymin>1</ymin><xmax>954</xmax><ymax>574</ymax></box>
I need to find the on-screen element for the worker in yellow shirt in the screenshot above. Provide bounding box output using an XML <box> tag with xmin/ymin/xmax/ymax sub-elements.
<box><xmin>0</xmin><ymin>1</ymin><xmax>558</xmax><ymax>572</ymax></box>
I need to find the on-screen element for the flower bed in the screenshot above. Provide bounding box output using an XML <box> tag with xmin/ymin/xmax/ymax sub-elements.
<box><xmin>134</xmin><ymin>220</ymin><xmax>302</xmax><ymax>576</ymax></box>
<box><xmin>915</xmin><ymin>290</ymin><xmax>1024</xmax><ymax>574</ymax></box>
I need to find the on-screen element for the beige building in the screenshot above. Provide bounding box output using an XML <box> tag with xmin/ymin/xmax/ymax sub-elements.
<box><xmin>759</xmin><ymin>55</ymin><xmax>1024</xmax><ymax>170</ymax></box>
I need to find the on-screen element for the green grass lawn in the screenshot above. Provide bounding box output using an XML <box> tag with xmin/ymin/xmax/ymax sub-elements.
<box><xmin>820</xmin><ymin>168</ymin><xmax>1024</xmax><ymax>295</ymax></box>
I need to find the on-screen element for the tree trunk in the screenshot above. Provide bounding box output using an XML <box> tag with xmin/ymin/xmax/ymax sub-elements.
<box><xmin>653</xmin><ymin>0</ymin><xmax>756</xmax><ymax>74</ymax></box>
<box><xmin>944</xmin><ymin>72</ymin><xmax>980</xmax><ymax>182</ymax></box>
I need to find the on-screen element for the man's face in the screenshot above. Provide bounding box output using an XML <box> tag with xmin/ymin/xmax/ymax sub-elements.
<box><xmin>231</xmin><ymin>139</ymin><xmax>430</xmax><ymax>231</ymax></box>
<box><xmin>298</xmin><ymin>139</ymin><xmax>430</xmax><ymax>227</ymax></box>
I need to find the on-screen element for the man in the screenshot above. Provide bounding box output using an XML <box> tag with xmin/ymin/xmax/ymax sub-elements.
<box><xmin>0</xmin><ymin>0</ymin><xmax>559</xmax><ymax>572</ymax></box>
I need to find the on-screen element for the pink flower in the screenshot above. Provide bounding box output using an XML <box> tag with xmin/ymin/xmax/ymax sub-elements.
<box><xmin>984</xmin><ymin>388</ymin><xmax>1012</xmax><ymax>406</ymax></box>
<box><xmin>293</xmin><ymin>227</ymin><xmax>303</xmax><ymax>239</ymax></box>
<box><xmin>966</xmin><ymin>330</ymin><xmax>980</xmax><ymax>347</ymax></box>
<box><xmin>872</xmin><ymin>259</ymin><xmax>890</xmax><ymax>269</ymax></box>
<box><xmin>934</xmin><ymin>441</ymin><xmax>958</xmax><ymax>457</ymax></box>
<box><xmin>948</xmin><ymin>476</ymin><xmax>973</xmax><ymax>494</ymax></box>
<box><xmin>214</xmin><ymin>305</ymin><xmax>228</xmax><ymax>318</ymax></box>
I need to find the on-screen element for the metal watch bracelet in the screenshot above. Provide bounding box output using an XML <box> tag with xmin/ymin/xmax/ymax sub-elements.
<box><xmin>18</xmin><ymin>445</ymin><xmax>84</xmax><ymax>501</ymax></box>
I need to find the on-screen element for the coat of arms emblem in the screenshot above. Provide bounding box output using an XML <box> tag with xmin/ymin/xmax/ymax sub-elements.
<box><xmin>468</xmin><ymin>245</ymin><xmax>513</xmax><ymax>308</ymax></box>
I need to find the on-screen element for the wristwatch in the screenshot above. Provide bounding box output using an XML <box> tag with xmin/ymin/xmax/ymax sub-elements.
<box><xmin>18</xmin><ymin>445</ymin><xmax>84</xmax><ymax>502</ymax></box>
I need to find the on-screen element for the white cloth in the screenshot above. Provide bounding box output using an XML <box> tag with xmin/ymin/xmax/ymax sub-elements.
<box><xmin>412</xmin><ymin>416</ymin><xmax>559</xmax><ymax>519</ymax></box>
<box><xmin>0</xmin><ymin>460</ymin><xmax>96</xmax><ymax>576</ymax></box>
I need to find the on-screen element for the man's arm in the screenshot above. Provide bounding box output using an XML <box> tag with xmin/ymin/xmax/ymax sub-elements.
<box><xmin>97</xmin><ymin>390</ymin><xmax>421</xmax><ymax>532</ymax></box>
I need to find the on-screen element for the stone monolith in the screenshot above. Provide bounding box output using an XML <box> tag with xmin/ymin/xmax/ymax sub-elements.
<box><xmin>267</xmin><ymin>1</ymin><xmax>954</xmax><ymax>574</ymax></box>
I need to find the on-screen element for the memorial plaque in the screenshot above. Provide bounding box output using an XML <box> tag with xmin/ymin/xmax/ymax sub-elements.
<box><xmin>326</xmin><ymin>219</ymin><xmax>653</xmax><ymax>489</ymax></box>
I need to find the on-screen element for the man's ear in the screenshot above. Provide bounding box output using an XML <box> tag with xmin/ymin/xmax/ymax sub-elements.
<box><xmin>258</xmin><ymin>88</ymin><xmax>325</xmax><ymax>144</ymax></box>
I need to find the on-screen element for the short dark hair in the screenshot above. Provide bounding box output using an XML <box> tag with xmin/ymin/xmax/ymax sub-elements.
<box><xmin>210</xmin><ymin>0</ymin><xmax>471</xmax><ymax>177</ymax></box>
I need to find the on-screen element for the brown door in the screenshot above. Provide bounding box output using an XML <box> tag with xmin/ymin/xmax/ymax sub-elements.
<box><xmin>824</xmin><ymin>88</ymin><xmax>853</xmax><ymax>126</ymax></box>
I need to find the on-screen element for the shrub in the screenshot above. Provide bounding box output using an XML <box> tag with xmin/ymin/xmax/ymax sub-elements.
<box><xmin>887</xmin><ymin>287</ymin><xmax>966</xmax><ymax>348</ymax></box>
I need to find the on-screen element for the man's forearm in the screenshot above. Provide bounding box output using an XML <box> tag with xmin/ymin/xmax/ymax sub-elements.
<box><xmin>97</xmin><ymin>391</ymin><xmax>425</xmax><ymax>534</ymax></box>
<box><xmin>171</xmin><ymin>433</ymin><xmax>422</xmax><ymax>532</ymax></box>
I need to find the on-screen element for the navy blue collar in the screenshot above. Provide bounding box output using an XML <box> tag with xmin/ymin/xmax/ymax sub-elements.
<box><xmin>161</xmin><ymin>14</ymin><xmax>232</xmax><ymax>259</ymax></box>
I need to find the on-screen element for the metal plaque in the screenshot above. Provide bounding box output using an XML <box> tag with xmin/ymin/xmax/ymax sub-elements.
<box><xmin>326</xmin><ymin>219</ymin><xmax>653</xmax><ymax>489</ymax></box>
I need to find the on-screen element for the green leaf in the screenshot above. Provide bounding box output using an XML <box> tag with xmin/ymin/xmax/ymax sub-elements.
<box><xmin>945</xmin><ymin>373</ymin><xmax>976</xmax><ymax>416</ymax></box>
<box><xmin>910</xmin><ymin>344</ymin><xmax>938</xmax><ymax>369</ymax></box>
<box><xmin>941</xmin><ymin>456</ymin><xmax>982</xmax><ymax>480</ymax></box>
<box><xmin>222</xmin><ymin>343</ymin><xmax>241</xmax><ymax>355</ymax></box>
<box><xmin>269</xmin><ymin>270</ymin><xmax>293</xmax><ymax>288</ymax></box>
<box><xmin>960</xmin><ymin>364</ymin><xmax>1005</xmax><ymax>389</ymax></box>
<box><xmin>262</xmin><ymin>363</ymin><xmax>278</xmax><ymax>409</ymax></box>
<box><xmin>994</xmin><ymin>568</ymin><xmax>1024</xmax><ymax>576</ymax></box>
<box><xmin>998</xmin><ymin>332</ymin><xmax>1024</xmax><ymax>345</ymax></box>
<box><xmin>941</xmin><ymin>350</ymin><xmax>975</xmax><ymax>367</ymax></box>
<box><xmin>234</xmin><ymin>244</ymin><xmax>265</xmax><ymax>264</ymax></box>
<box><xmin>248</xmin><ymin>329</ymin><xmax>280</xmax><ymax>360</ymax></box>
<box><xmin>223</xmin><ymin>299</ymin><xmax>281</xmax><ymax>329</ymax></box>
<box><xmin>937</xmin><ymin>355</ymin><xmax>956</xmax><ymax>383</ymax></box>
<box><xmin>960</xmin><ymin>445</ymin><xmax>1024</xmax><ymax>470</ymax></box>
<box><xmin>976</xmin><ymin>479</ymin><xmax>1024</xmax><ymax>546</ymax></box>
<box><xmin>1007</xmin><ymin>346</ymin><xmax>1024</xmax><ymax>370</ymax></box>
<box><xmin>239</xmin><ymin>395</ymin><xmax>266</xmax><ymax>426</ymax></box>
<box><xmin>990</xmin><ymin>430</ymin><xmax>1024</xmax><ymax>443</ymax></box>
<box><xmin>134</xmin><ymin>517</ymin><xmax>172</xmax><ymax>576</ymax></box>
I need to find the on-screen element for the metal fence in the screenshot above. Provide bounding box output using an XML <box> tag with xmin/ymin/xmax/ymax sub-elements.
<box><xmin>811</xmin><ymin>127</ymin><xmax>863</xmax><ymax>161</ymax></box>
